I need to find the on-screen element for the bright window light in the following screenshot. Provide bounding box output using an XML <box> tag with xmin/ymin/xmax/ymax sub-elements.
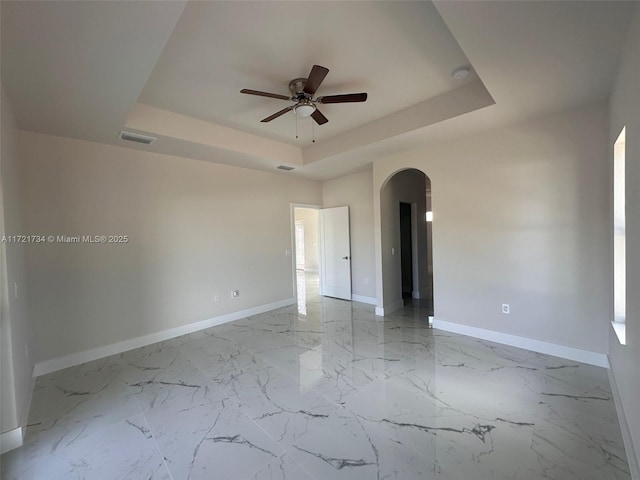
<box><xmin>613</xmin><ymin>127</ymin><xmax>626</xmax><ymax>345</ymax></box>
<box><xmin>426</xmin><ymin>211</ymin><xmax>433</xmax><ymax>222</ymax></box>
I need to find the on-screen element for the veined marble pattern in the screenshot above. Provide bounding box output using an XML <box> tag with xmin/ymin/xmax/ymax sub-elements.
<box><xmin>1</xmin><ymin>272</ymin><xmax>631</xmax><ymax>480</ymax></box>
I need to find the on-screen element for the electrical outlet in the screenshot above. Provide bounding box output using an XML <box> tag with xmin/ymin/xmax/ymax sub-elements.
<box><xmin>231</xmin><ymin>290</ymin><xmax>240</xmax><ymax>298</ymax></box>
<box><xmin>364</xmin><ymin>277</ymin><xmax>369</xmax><ymax>285</ymax></box>
<box><xmin>391</xmin><ymin>247</ymin><xmax>395</xmax><ymax>256</ymax></box>
<box><xmin>214</xmin><ymin>294</ymin><xmax>220</xmax><ymax>302</ymax></box>
<box><xmin>501</xmin><ymin>304</ymin><xmax>510</xmax><ymax>314</ymax></box>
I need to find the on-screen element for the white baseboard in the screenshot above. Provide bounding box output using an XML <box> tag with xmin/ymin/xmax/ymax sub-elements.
<box><xmin>352</xmin><ymin>294</ymin><xmax>376</xmax><ymax>305</ymax></box>
<box><xmin>1</xmin><ymin>427</ymin><xmax>23</xmax><ymax>454</ymax></box>
<box><xmin>0</xmin><ymin>376</ymin><xmax>35</xmax><ymax>455</ymax></box>
<box><xmin>19</xmin><ymin>374</ymin><xmax>35</xmax><ymax>433</ymax></box>
<box><xmin>432</xmin><ymin>318</ymin><xmax>609</xmax><ymax>368</ymax></box>
<box><xmin>374</xmin><ymin>299</ymin><xmax>405</xmax><ymax>317</ymax></box>
<box><xmin>33</xmin><ymin>298</ymin><xmax>296</xmax><ymax>377</ymax></box>
<box><xmin>608</xmin><ymin>367</ymin><xmax>640</xmax><ymax>480</ymax></box>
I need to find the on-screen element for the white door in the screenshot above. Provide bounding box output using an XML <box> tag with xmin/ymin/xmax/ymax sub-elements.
<box><xmin>319</xmin><ymin>206</ymin><xmax>352</xmax><ymax>300</ymax></box>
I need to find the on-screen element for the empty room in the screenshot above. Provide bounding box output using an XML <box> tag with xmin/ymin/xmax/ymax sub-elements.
<box><xmin>1</xmin><ymin>1</ymin><xmax>639</xmax><ymax>479</ymax></box>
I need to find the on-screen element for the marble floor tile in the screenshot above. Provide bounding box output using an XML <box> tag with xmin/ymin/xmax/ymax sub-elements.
<box><xmin>253</xmin><ymin>453</ymin><xmax>316</xmax><ymax>480</ymax></box>
<box><xmin>119</xmin><ymin>343</ymin><xmax>215</xmax><ymax>412</ymax></box>
<box><xmin>1</xmin><ymin>272</ymin><xmax>631</xmax><ymax>480</ymax></box>
<box><xmin>144</xmin><ymin>393</ymin><xmax>286</xmax><ymax>479</ymax></box>
<box><xmin>25</xmin><ymin>360</ymin><xmax>142</xmax><ymax>456</ymax></box>
<box><xmin>4</xmin><ymin>413</ymin><xmax>169</xmax><ymax>480</ymax></box>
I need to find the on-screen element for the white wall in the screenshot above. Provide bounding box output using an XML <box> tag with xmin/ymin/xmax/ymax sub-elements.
<box><xmin>609</xmin><ymin>3</ymin><xmax>640</xmax><ymax>473</ymax></box>
<box><xmin>379</xmin><ymin>169</ymin><xmax>429</xmax><ymax>312</ymax></box>
<box><xmin>18</xmin><ymin>132</ymin><xmax>322</xmax><ymax>363</ymax></box>
<box><xmin>322</xmin><ymin>169</ymin><xmax>375</xmax><ymax>300</ymax></box>
<box><xmin>294</xmin><ymin>208</ymin><xmax>319</xmax><ymax>271</ymax></box>
<box><xmin>1</xmin><ymin>86</ymin><xmax>32</xmax><ymax>440</ymax></box>
<box><xmin>374</xmin><ymin>102</ymin><xmax>610</xmax><ymax>354</ymax></box>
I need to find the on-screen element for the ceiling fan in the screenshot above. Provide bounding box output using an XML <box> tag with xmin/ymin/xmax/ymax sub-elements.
<box><xmin>240</xmin><ymin>65</ymin><xmax>367</xmax><ymax>125</ymax></box>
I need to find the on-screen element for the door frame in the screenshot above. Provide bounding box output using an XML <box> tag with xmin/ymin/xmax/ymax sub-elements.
<box><xmin>290</xmin><ymin>203</ymin><xmax>321</xmax><ymax>301</ymax></box>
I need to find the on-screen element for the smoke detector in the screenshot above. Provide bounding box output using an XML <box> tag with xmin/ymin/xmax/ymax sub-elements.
<box><xmin>451</xmin><ymin>66</ymin><xmax>471</xmax><ymax>80</ymax></box>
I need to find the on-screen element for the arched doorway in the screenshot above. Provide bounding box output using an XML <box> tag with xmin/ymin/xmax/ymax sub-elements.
<box><xmin>377</xmin><ymin>168</ymin><xmax>433</xmax><ymax>317</ymax></box>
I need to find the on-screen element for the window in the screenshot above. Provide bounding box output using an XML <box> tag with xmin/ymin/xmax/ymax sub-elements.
<box><xmin>613</xmin><ymin>127</ymin><xmax>626</xmax><ymax>345</ymax></box>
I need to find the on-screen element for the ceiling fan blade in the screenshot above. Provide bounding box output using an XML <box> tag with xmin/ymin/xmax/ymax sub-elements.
<box><xmin>303</xmin><ymin>65</ymin><xmax>329</xmax><ymax>95</ymax></box>
<box><xmin>317</xmin><ymin>93</ymin><xmax>368</xmax><ymax>104</ymax></box>
<box><xmin>261</xmin><ymin>105</ymin><xmax>294</xmax><ymax>123</ymax></box>
<box><xmin>241</xmin><ymin>89</ymin><xmax>290</xmax><ymax>101</ymax></box>
<box><xmin>311</xmin><ymin>109</ymin><xmax>329</xmax><ymax>125</ymax></box>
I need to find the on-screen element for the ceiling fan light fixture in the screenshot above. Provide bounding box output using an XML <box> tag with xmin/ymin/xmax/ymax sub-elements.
<box><xmin>294</xmin><ymin>102</ymin><xmax>316</xmax><ymax>118</ymax></box>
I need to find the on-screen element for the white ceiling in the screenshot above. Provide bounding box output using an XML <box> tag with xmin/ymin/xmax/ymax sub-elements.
<box><xmin>435</xmin><ymin>0</ymin><xmax>633</xmax><ymax>122</ymax></box>
<box><xmin>138</xmin><ymin>1</ymin><xmax>474</xmax><ymax>146</ymax></box>
<box><xmin>1</xmin><ymin>1</ymin><xmax>636</xmax><ymax>181</ymax></box>
<box><xmin>0</xmin><ymin>1</ymin><xmax>186</xmax><ymax>145</ymax></box>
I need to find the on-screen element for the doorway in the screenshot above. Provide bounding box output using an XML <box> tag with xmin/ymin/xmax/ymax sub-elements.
<box><xmin>292</xmin><ymin>206</ymin><xmax>320</xmax><ymax>314</ymax></box>
<box><xmin>378</xmin><ymin>169</ymin><xmax>434</xmax><ymax>317</ymax></box>
<box><xmin>399</xmin><ymin>202</ymin><xmax>413</xmax><ymax>301</ymax></box>
<box><xmin>295</xmin><ymin>221</ymin><xmax>306</xmax><ymax>271</ymax></box>
<box><xmin>293</xmin><ymin>208</ymin><xmax>320</xmax><ymax>275</ymax></box>
<box><xmin>291</xmin><ymin>204</ymin><xmax>353</xmax><ymax>310</ymax></box>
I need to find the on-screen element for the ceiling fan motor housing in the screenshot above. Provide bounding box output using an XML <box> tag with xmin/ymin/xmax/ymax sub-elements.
<box><xmin>289</xmin><ymin>78</ymin><xmax>311</xmax><ymax>100</ymax></box>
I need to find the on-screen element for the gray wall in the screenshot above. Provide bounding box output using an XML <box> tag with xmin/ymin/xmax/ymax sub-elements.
<box><xmin>322</xmin><ymin>169</ymin><xmax>376</xmax><ymax>300</ymax></box>
<box><xmin>1</xmin><ymin>86</ymin><xmax>32</xmax><ymax>437</ymax></box>
<box><xmin>18</xmin><ymin>131</ymin><xmax>322</xmax><ymax>363</ymax></box>
<box><xmin>609</xmin><ymin>3</ymin><xmax>640</xmax><ymax>470</ymax></box>
<box><xmin>374</xmin><ymin>102</ymin><xmax>610</xmax><ymax>354</ymax></box>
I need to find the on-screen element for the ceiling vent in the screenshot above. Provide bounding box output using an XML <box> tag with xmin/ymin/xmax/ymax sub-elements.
<box><xmin>277</xmin><ymin>165</ymin><xmax>295</xmax><ymax>171</ymax></box>
<box><xmin>119</xmin><ymin>131</ymin><xmax>157</xmax><ymax>145</ymax></box>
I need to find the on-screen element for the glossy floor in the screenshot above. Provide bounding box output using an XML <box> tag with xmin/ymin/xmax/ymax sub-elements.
<box><xmin>1</xmin><ymin>273</ymin><xmax>631</xmax><ymax>479</ymax></box>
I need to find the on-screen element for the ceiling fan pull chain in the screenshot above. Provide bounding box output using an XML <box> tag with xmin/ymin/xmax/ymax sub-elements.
<box><xmin>312</xmin><ymin>117</ymin><xmax>315</xmax><ymax>143</ymax></box>
<box><xmin>295</xmin><ymin>113</ymin><xmax>299</xmax><ymax>140</ymax></box>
